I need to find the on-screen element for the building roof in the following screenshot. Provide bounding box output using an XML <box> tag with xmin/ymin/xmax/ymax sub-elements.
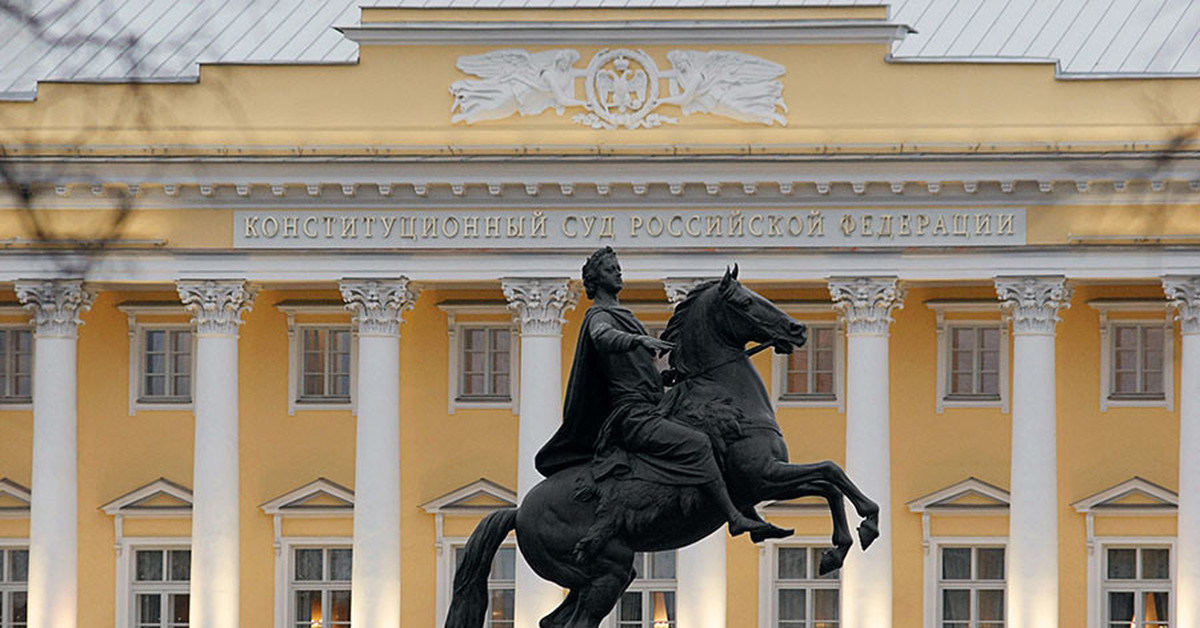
<box><xmin>3</xmin><ymin>0</ymin><xmax>1199</xmax><ymax>101</ymax></box>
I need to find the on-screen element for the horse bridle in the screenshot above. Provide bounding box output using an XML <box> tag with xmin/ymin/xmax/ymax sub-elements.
<box><xmin>660</xmin><ymin>341</ymin><xmax>775</xmax><ymax>387</ymax></box>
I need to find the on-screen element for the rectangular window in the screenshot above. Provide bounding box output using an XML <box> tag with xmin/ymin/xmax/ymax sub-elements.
<box><xmin>774</xmin><ymin>545</ymin><xmax>839</xmax><ymax>628</ymax></box>
<box><xmin>291</xmin><ymin>547</ymin><xmax>352</xmax><ymax>628</ymax></box>
<box><xmin>1104</xmin><ymin>547</ymin><xmax>1170</xmax><ymax>628</ymax></box>
<box><xmin>938</xmin><ymin>546</ymin><xmax>1005</xmax><ymax>628</ymax></box>
<box><xmin>617</xmin><ymin>551</ymin><xmax>676</xmax><ymax>628</ymax></box>
<box><xmin>132</xmin><ymin>548</ymin><xmax>189</xmax><ymax>628</ymax></box>
<box><xmin>300</xmin><ymin>328</ymin><xmax>352</xmax><ymax>403</ymax></box>
<box><xmin>454</xmin><ymin>545</ymin><xmax>514</xmax><ymax>628</ymax></box>
<box><xmin>946</xmin><ymin>326</ymin><xmax>1001</xmax><ymax>400</ymax></box>
<box><xmin>140</xmin><ymin>329</ymin><xmax>192</xmax><ymax>403</ymax></box>
<box><xmin>0</xmin><ymin>547</ymin><xmax>28</xmax><ymax>628</ymax></box>
<box><xmin>0</xmin><ymin>329</ymin><xmax>33</xmax><ymax>404</ymax></box>
<box><xmin>1110</xmin><ymin>324</ymin><xmax>1166</xmax><ymax>400</ymax></box>
<box><xmin>458</xmin><ymin>327</ymin><xmax>512</xmax><ymax>401</ymax></box>
<box><xmin>782</xmin><ymin>325</ymin><xmax>836</xmax><ymax>400</ymax></box>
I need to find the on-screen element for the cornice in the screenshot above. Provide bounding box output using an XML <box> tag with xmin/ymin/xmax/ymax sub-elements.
<box><xmin>337</xmin><ymin>19</ymin><xmax>911</xmax><ymax>46</ymax></box>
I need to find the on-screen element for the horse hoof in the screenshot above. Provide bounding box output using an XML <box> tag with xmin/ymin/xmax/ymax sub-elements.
<box><xmin>857</xmin><ymin>519</ymin><xmax>880</xmax><ymax>551</ymax></box>
<box><xmin>818</xmin><ymin>548</ymin><xmax>846</xmax><ymax>576</ymax></box>
<box><xmin>748</xmin><ymin>523</ymin><xmax>794</xmax><ymax>544</ymax></box>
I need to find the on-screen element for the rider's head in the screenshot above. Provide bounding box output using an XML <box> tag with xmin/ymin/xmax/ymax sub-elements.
<box><xmin>582</xmin><ymin>246</ymin><xmax>620</xmax><ymax>299</ymax></box>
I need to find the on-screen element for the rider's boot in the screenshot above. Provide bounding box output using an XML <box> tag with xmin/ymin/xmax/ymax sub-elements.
<box><xmin>703</xmin><ymin>479</ymin><xmax>792</xmax><ymax>542</ymax></box>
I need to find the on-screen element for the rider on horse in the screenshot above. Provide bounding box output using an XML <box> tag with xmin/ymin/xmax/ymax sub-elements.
<box><xmin>536</xmin><ymin>246</ymin><xmax>792</xmax><ymax>556</ymax></box>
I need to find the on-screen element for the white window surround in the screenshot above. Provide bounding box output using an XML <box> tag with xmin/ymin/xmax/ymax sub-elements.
<box><xmin>1072</xmin><ymin>477</ymin><xmax>1179</xmax><ymax>628</ymax></box>
<box><xmin>421</xmin><ymin>478</ymin><xmax>517</xmax><ymax>627</ymax></box>
<box><xmin>437</xmin><ymin>301</ymin><xmax>520</xmax><ymax>415</ymax></box>
<box><xmin>0</xmin><ymin>479</ymin><xmax>30</xmax><ymax>520</ymax></box>
<box><xmin>281</xmin><ymin>539</ymin><xmax>354</xmax><ymax>628</ymax></box>
<box><xmin>118</xmin><ymin>303</ymin><xmax>194</xmax><ymax>416</ymax></box>
<box><xmin>756</xmin><ymin>537</ymin><xmax>841</xmax><ymax>628</ymax></box>
<box><xmin>907</xmin><ymin>477</ymin><xmax>1011</xmax><ymax>628</ymax></box>
<box><xmin>926</xmin><ymin>300</ymin><xmax>1010</xmax><ymax>414</ymax></box>
<box><xmin>259</xmin><ymin>477</ymin><xmax>356</xmax><ymax>628</ymax></box>
<box><xmin>0</xmin><ymin>538</ymin><xmax>28</xmax><ymax>628</ymax></box>
<box><xmin>602</xmin><ymin>550</ymin><xmax>678</xmax><ymax>628</ymax></box>
<box><xmin>0</xmin><ymin>314</ymin><xmax>34</xmax><ymax>409</ymax></box>
<box><xmin>1088</xmin><ymin>300</ymin><xmax>1174</xmax><ymax>413</ymax></box>
<box><xmin>276</xmin><ymin>302</ymin><xmax>357</xmax><ymax>416</ymax></box>
<box><xmin>101</xmin><ymin>478</ymin><xmax>193</xmax><ymax>628</ymax></box>
<box><xmin>768</xmin><ymin>302</ymin><xmax>844</xmax><ymax>413</ymax></box>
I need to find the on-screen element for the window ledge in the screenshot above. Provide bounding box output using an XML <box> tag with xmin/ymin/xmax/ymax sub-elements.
<box><xmin>294</xmin><ymin>399</ymin><xmax>353</xmax><ymax>411</ymax></box>
<box><xmin>777</xmin><ymin>395</ymin><xmax>839</xmax><ymax>408</ymax></box>
<box><xmin>0</xmin><ymin>402</ymin><xmax>32</xmax><ymax>410</ymax></box>
<box><xmin>134</xmin><ymin>401</ymin><xmax>194</xmax><ymax>412</ymax></box>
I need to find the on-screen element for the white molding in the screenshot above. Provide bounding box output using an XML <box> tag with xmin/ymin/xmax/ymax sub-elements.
<box><xmin>114</xmin><ymin>536</ymin><xmax>190</xmax><ymax>628</ymax></box>
<box><xmin>926</xmin><ymin>301</ymin><xmax>1009</xmax><ymax>414</ymax></box>
<box><xmin>1071</xmin><ymin>476</ymin><xmax>1178</xmax><ymax>515</ymax></box>
<box><xmin>420</xmin><ymin>478</ymin><xmax>517</xmax><ymax>516</ymax></box>
<box><xmin>276</xmin><ymin>301</ymin><xmax>356</xmax><ymax>416</ymax></box>
<box><xmin>337</xmin><ymin>20</ymin><xmax>912</xmax><ymax>46</ymax></box>
<box><xmin>0</xmin><ymin>322</ymin><xmax>33</xmax><ymax>409</ymax></box>
<box><xmin>921</xmin><ymin>537</ymin><xmax>1009</xmax><ymax>628</ymax></box>
<box><xmin>273</xmin><ymin>536</ymin><xmax>354</xmax><ymax>628</ymax></box>
<box><xmin>100</xmin><ymin>477</ymin><xmax>193</xmax><ymax>517</ymax></box>
<box><xmin>1088</xmin><ymin>300</ymin><xmax>1173</xmax><ymax>412</ymax></box>
<box><xmin>1084</xmin><ymin>537</ymin><xmax>1177</xmax><ymax>628</ymax></box>
<box><xmin>756</xmin><ymin>538</ymin><xmax>841</xmax><ymax>628</ymax></box>
<box><xmin>259</xmin><ymin>478</ymin><xmax>355</xmax><ymax>518</ymax></box>
<box><xmin>0</xmin><ymin>478</ymin><xmax>30</xmax><ymax>519</ymax></box>
<box><xmin>118</xmin><ymin>302</ymin><xmax>193</xmax><ymax>416</ymax></box>
<box><xmin>437</xmin><ymin>302</ymin><xmax>519</xmax><ymax>415</ymax></box>
<box><xmin>907</xmin><ymin>477</ymin><xmax>1011</xmax><ymax>514</ymax></box>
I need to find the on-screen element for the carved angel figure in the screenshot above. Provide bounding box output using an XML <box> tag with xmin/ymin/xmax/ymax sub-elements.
<box><xmin>661</xmin><ymin>50</ymin><xmax>788</xmax><ymax>126</ymax></box>
<box><xmin>450</xmin><ymin>49</ymin><xmax>583</xmax><ymax>124</ymax></box>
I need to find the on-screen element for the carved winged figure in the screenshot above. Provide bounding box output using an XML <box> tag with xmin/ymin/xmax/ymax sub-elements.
<box><xmin>596</xmin><ymin>57</ymin><xmax>647</xmax><ymax>112</ymax></box>
<box><xmin>662</xmin><ymin>49</ymin><xmax>789</xmax><ymax>126</ymax></box>
<box><xmin>449</xmin><ymin>49</ymin><xmax>583</xmax><ymax>124</ymax></box>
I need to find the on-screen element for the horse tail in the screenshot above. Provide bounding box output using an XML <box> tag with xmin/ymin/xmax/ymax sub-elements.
<box><xmin>445</xmin><ymin>507</ymin><xmax>518</xmax><ymax>628</ymax></box>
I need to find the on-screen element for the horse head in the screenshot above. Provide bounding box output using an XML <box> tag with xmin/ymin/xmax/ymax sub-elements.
<box><xmin>714</xmin><ymin>264</ymin><xmax>807</xmax><ymax>353</ymax></box>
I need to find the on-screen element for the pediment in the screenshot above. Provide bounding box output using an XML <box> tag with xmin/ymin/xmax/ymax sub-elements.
<box><xmin>1072</xmin><ymin>477</ymin><xmax>1177</xmax><ymax>514</ymax></box>
<box><xmin>260</xmin><ymin>478</ymin><xmax>354</xmax><ymax>516</ymax></box>
<box><xmin>421</xmin><ymin>478</ymin><xmax>516</xmax><ymax>516</ymax></box>
<box><xmin>907</xmin><ymin>477</ymin><xmax>1009</xmax><ymax>513</ymax></box>
<box><xmin>0</xmin><ymin>478</ymin><xmax>30</xmax><ymax>518</ymax></box>
<box><xmin>101</xmin><ymin>478</ymin><xmax>192</xmax><ymax>517</ymax></box>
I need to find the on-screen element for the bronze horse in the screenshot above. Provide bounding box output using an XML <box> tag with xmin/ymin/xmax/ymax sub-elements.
<box><xmin>447</xmin><ymin>268</ymin><xmax>879</xmax><ymax>628</ymax></box>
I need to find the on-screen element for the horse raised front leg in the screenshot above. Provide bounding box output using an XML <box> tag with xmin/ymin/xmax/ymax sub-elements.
<box><xmin>760</xmin><ymin>460</ymin><xmax>880</xmax><ymax>551</ymax></box>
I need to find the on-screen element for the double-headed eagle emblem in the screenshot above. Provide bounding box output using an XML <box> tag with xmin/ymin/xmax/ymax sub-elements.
<box><xmin>450</xmin><ymin>47</ymin><xmax>787</xmax><ymax>130</ymax></box>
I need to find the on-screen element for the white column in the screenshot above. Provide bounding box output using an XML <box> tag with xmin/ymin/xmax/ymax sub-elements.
<box><xmin>340</xmin><ymin>278</ymin><xmax>417</xmax><ymax>628</ymax></box>
<box><xmin>1164</xmin><ymin>276</ymin><xmax>1200</xmax><ymax>628</ymax></box>
<box><xmin>664</xmin><ymin>277</ymin><xmax>726</xmax><ymax>628</ymax></box>
<box><xmin>16</xmin><ymin>280</ymin><xmax>94</xmax><ymax>628</ymax></box>
<box><xmin>177</xmin><ymin>280</ymin><xmax>255</xmax><ymax>628</ymax></box>
<box><xmin>996</xmin><ymin>276</ymin><xmax>1070</xmax><ymax>628</ymax></box>
<box><xmin>829</xmin><ymin>277</ymin><xmax>903</xmax><ymax>628</ymax></box>
<box><xmin>502</xmin><ymin>278</ymin><xmax>578</xmax><ymax>628</ymax></box>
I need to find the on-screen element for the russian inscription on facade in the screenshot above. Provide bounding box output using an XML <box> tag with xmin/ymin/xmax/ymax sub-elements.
<box><xmin>234</xmin><ymin>208</ymin><xmax>1026</xmax><ymax>249</ymax></box>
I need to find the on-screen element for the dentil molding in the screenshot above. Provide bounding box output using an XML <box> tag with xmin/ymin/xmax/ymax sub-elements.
<box><xmin>15</xmin><ymin>279</ymin><xmax>95</xmax><ymax>338</ymax></box>
<box><xmin>828</xmin><ymin>277</ymin><xmax>904</xmax><ymax>335</ymax></box>
<box><xmin>995</xmin><ymin>276</ymin><xmax>1071</xmax><ymax>335</ymax></box>
<box><xmin>1163</xmin><ymin>276</ymin><xmax>1200</xmax><ymax>334</ymax></box>
<box><xmin>501</xmin><ymin>278</ymin><xmax>579</xmax><ymax>337</ymax></box>
<box><xmin>339</xmin><ymin>278</ymin><xmax>418</xmax><ymax>336</ymax></box>
<box><xmin>176</xmin><ymin>280</ymin><xmax>256</xmax><ymax>336</ymax></box>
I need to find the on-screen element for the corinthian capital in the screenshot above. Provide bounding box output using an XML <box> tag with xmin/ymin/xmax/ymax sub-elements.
<box><xmin>176</xmin><ymin>280</ymin><xmax>256</xmax><ymax>336</ymax></box>
<box><xmin>663</xmin><ymin>277</ymin><xmax>715</xmax><ymax>307</ymax></box>
<box><xmin>15</xmin><ymin>279</ymin><xmax>95</xmax><ymax>338</ymax></box>
<box><xmin>339</xmin><ymin>278</ymin><xmax>418</xmax><ymax>336</ymax></box>
<box><xmin>1164</xmin><ymin>276</ymin><xmax>1200</xmax><ymax>334</ymax></box>
<box><xmin>501</xmin><ymin>278</ymin><xmax>579</xmax><ymax>337</ymax></box>
<box><xmin>995</xmin><ymin>276</ymin><xmax>1070</xmax><ymax>335</ymax></box>
<box><xmin>828</xmin><ymin>277</ymin><xmax>904</xmax><ymax>335</ymax></box>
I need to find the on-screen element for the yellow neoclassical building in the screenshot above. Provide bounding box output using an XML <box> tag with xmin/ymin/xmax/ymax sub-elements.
<box><xmin>0</xmin><ymin>2</ymin><xmax>1198</xmax><ymax>628</ymax></box>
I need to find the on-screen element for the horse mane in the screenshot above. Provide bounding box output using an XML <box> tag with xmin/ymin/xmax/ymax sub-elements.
<box><xmin>660</xmin><ymin>279</ymin><xmax>719</xmax><ymax>348</ymax></box>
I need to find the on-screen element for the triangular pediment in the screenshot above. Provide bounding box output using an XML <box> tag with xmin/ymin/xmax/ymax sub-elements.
<box><xmin>260</xmin><ymin>478</ymin><xmax>354</xmax><ymax>516</ymax></box>
<box><xmin>907</xmin><ymin>477</ymin><xmax>1010</xmax><ymax>513</ymax></box>
<box><xmin>421</xmin><ymin>478</ymin><xmax>516</xmax><ymax>515</ymax></box>
<box><xmin>0</xmin><ymin>478</ymin><xmax>30</xmax><ymax>518</ymax></box>
<box><xmin>101</xmin><ymin>478</ymin><xmax>192</xmax><ymax>517</ymax></box>
<box><xmin>1072</xmin><ymin>477</ymin><xmax>1177</xmax><ymax>514</ymax></box>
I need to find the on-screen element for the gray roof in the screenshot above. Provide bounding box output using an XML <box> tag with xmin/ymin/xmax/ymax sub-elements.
<box><xmin>2</xmin><ymin>0</ymin><xmax>1199</xmax><ymax>101</ymax></box>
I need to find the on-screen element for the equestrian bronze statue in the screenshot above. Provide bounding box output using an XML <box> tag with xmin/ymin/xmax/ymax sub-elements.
<box><xmin>447</xmin><ymin>248</ymin><xmax>879</xmax><ymax>628</ymax></box>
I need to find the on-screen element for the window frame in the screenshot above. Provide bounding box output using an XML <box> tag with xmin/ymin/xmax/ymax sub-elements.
<box><xmin>124</xmin><ymin>542</ymin><xmax>191</xmax><ymax>628</ymax></box>
<box><xmin>0</xmin><ymin>325</ymin><xmax>34</xmax><ymax>408</ymax></box>
<box><xmin>758</xmin><ymin>538</ymin><xmax>842</xmax><ymax>628</ymax></box>
<box><xmin>286</xmin><ymin>543</ymin><xmax>353</xmax><ymax>628</ymax></box>
<box><xmin>136</xmin><ymin>325</ymin><xmax>195</xmax><ymax>406</ymax></box>
<box><xmin>456</xmin><ymin>324</ymin><xmax>516</xmax><ymax>403</ymax></box>
<box><xmin>439</xmin><ymin>303</ymin><xmax>520</xmax><ymax>415</ymax></box>
<box><xmin>768</xmin><ymin>304</ymin><xmax>845</xmax><ymax>412</ymax></box>
<box><xmin>0</xmin><ymin>541</ymin><xmax>29</xmax><ymax>628</ymax></box>
<box><xmin>443</xmin><ymin>537</ymin><xmax>516</xmax><ymax>628</ymax></box>
<box><xmin>921</xmin><ymin>537</ymin><xmax>1007</xmax><ymax>628</ymax></box>
<box><xmin>1092</xmin><ymin>539</ymin><xmax>1176</xmax><ymax>628</ymax></box>
<box><xmin>1091</xmin><ymin>301</ymin><xmax>1174</xmax><ymax>412</ymax></box>
<box><xmin>928</xmin><ymin>302</ymin><xmax>1010</xmax><ymax>414</ymax></box>
<box><xmin>605</xmin><ymin>550</ymin><xmax>678</xmax><ymax>628</ymax></box>
<box><xmin>935</xmin><ymin>543</ymin><xmax>1007</xmax><ymax>628</ymax></box>
<box><xmin>277</xmin><ymin>303</ymin><xmax>358</xmax><ymax>416</ymax></box>
<box><xmin>296</xmin><ymin>326</ymin><xmax>355</xmax><ymax>405</ymax></box>
<box><xmin>119</xmin><ymin>303</ymin><xmax>194</xmax><ymax>415</ymax></box>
